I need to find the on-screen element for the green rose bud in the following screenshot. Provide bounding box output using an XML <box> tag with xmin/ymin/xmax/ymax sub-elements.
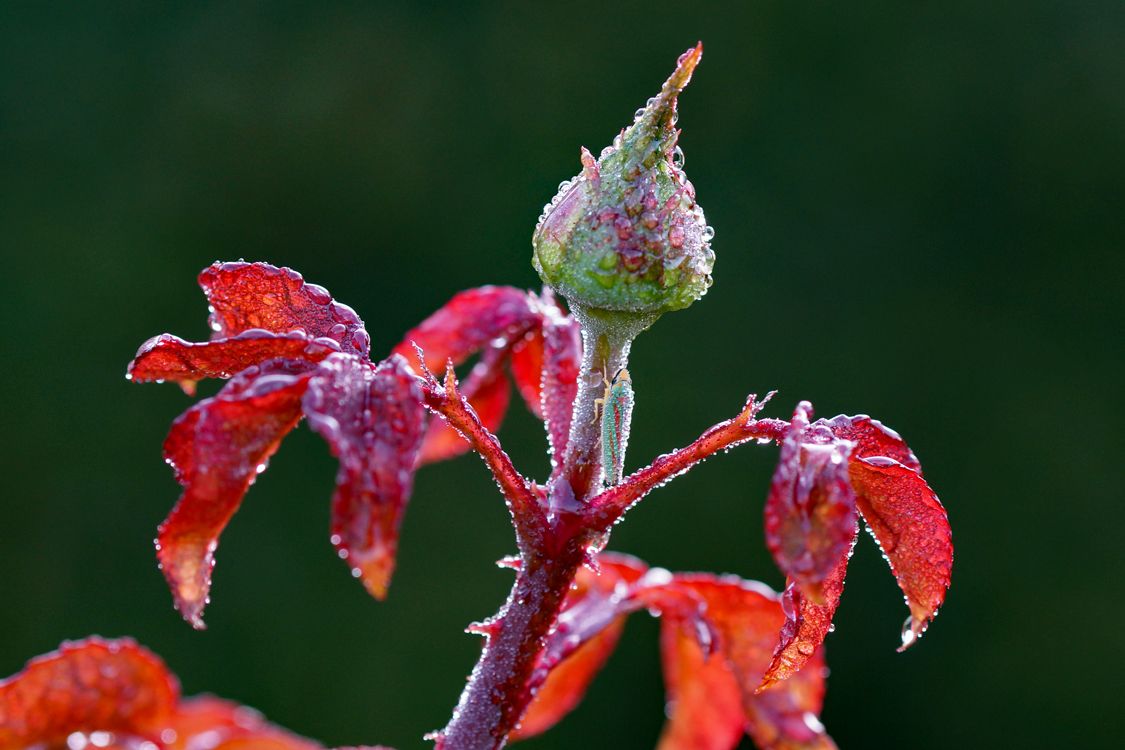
<box><xmin>532</xmin><ymin>44</ymin><xmax>715</xmax><ymax>321</ymax></box>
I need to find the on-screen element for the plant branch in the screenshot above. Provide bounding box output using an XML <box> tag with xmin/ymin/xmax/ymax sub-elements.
<box><xmin>585</xmin><ymin>393</ymin><xmax>789</xmax><ymax>530</ymax></box>
<box><xmin>417</xmin><ymin>362</ymin><xmax>545</xmax><ymax>542</ymax></box>
<box><xmin>559</xmin><ymin>307</ymin><xmax>656</xmax><ymax>502</ymax></box>
<box><xmin>435</xmin><ymin>546</ymin><xmax>585</xmax><ymax>750</ymax></box>
<box><xmin>434</xmin><ymin>309</ymin><xmax>657</xmax><ymax>748</ymax></box>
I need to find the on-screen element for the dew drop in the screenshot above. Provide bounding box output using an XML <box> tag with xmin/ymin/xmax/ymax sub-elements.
<box><xmin>304</xmin><ymin>284</ymin><xmax>333</xmax><ymax>305</ymax></box>
<box><xmin>899</xmin><ymin>616</ymin><xmax>919</xmax><ymax>650</ymax></box>
<box><xmin>802</xmin><ymin>712</ymin><xmax>826</xmax><ymax>733</ymax></box>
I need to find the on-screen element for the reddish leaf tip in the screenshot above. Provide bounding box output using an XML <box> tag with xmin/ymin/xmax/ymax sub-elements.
<box><xmin>898</xmin><ymin>614</ymin><xmax>927</xmax><ymax>652</ymax></box>
<box><xmin>306</xmin><ymin>354</ymin><xmax>426</xmax><ymax>603</ymax></box>
<box><xmin>355</xmin><ymin>557</ymin><xmax>393</xmax><ymax>601</ymax></box>
<box><xmin>155</xmin><ymin>531</ymin><xmax>214</xmax><ymax>630</ymax></box>
<box><xmin>667</xmin><ymin>42</ymin><xmax>703</xmax><ymax>94</ymax></box>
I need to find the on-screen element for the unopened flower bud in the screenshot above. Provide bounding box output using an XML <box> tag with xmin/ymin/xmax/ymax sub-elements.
<box><xmin>533</xmin><ymin>44</ymin><xmax>715</xmax><ymax>318</ymax></box>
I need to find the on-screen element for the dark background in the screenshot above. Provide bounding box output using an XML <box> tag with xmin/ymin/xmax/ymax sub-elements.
<box><xmin>2</xmin><ymin>2</ymin><xmax>1122</xmax><ymax>747</ymax></box>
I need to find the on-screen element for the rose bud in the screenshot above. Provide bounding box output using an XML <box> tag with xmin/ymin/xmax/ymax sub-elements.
<box><xmin>533</xmin><ymin>43</ymin><xmax>715</xmax><ymax>326</ymax></box>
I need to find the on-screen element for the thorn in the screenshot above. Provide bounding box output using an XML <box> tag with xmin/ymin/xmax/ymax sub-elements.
<box><xmin>742</xmin><ymin>389</ymin><xmax>778</xmax><ymax>423</ymax></box>
<box><xmin>580</xmin><ymin>146</ymin><xmax>600</xmax><ymax>189</ymax></box>
<box><xmin>582</xmin><ymin>549</ymin><xmax>602</xmax><ymax>574</ymax></box>
<box><xmin>496</xmin><ymin>555</ymin><xmax>522</xmax><ymax>571</ymax></box>
<box><xmin>443</xmin><ymin>359</ymin><xmax>458</xmax><ymax>393</ymax></box>
<box><xmin>794</xmin><ymin>400</ymin><xmax>814</xmax><ymax>423</ymax></box>
<box><xmin>410</xmin><ymin>340</ymin><xmax>435</xmax><ymax>381</ymax></box>
<box><xmin>466</xmin><ymin>619</ymin><xmax>502</xmax><ymax>638</ymax></box>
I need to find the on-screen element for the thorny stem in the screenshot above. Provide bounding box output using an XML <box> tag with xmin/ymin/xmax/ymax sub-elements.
<box><xmin>435</xmin><ymin>310</ymin><xmax>646</xmax><ymax>749</ymax></box>
<box><xmin>587</xmin><ymin>394</ymin><xmax>787</xmax><ymax>530</ymax></box>
<box><xmin>435</xmin><ymin>545</ymin><xmax>585</xmax><ymax>750</ymax></box>
<box><xmin>431</xmin><ymin>321</ymin><xmax>787</xmax><ymax>749</ymax></box>
<box><xmin>416</xmin><ymin>362</ymin><xmax>545</xmax><ymax>545</ymax></box>
<box><xmin>560</xmin><ymin>306</ymin><xmax>657</xmax><ymax>501</ymax></box>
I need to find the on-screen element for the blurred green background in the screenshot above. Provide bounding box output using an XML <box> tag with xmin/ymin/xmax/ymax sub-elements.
<box><xmin>2</xmin><ymin>1</ymin><xmax>1122</xmax><ymax>747</ymax></box>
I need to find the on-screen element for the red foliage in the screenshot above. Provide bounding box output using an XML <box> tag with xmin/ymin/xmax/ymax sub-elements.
<box><xmin>758</xmin><ymin>404</ymin><xmax>953</xmax><ymax>681</ymax></box>
<box><xmin>417</xmin><ymin>347</ymin><xmax>510</xmax><ymax>464</ymax></box>
<box><xmin>391</xmin><ymin>286</ymin><xmax>554</xmax><ymax>464</ymax></box>
<box><xmin>127</xmin><ymin>264</ymin><xmax>561</xmax><ymax>626</ymax></box>
<box><xmin>157</xmin><ymin>360</ymin><xmax>315</xmax><ymax>628</ymax></box>
<box><xmin>128</xmin><ymin>332</ymin><xmax>334</xmax><ymax>395</ymax></box>
<box><xmin>508</xmin><ymin>329</ymin><xmax>545</xmax><ymax>420</ymax></box>
<box><xmin>199</xmin><ymin>262</ymin><xmax>370</xmax><ymax>356</ymax></box>
<box><xmin>0</xmin><ymin>638</ymin><xmax>177</xmax><ymax>749</ymax></box>
<box><xmin>537</xmin><ymin>315</ymin><xmax>582</xmax><ymax>468</ymax></box>
<box><xmin>763</xmin><ymin>402</ymin><xmax>858</xmax><ymax>603</ymax></box>
<box><xmin>508</xmin><ymin>557</ymin><xmax>836</xmax><ymax>749</ymax></box>
<box><xmin>303</xmin><ymin>354</ymin><xmax>427</xmax><ymax>600</ymax></box>
<box><xmin>122</xmin><ymin>259</ymin><xmax>953</xmax><ymax>747</ymax></box>
<box><xmin>659</xmin><ymin>578</ymin><xmax>835</xmax><ymax>750</ymax></box>
<box><xmin>511</xmin><ymin>556</ymin><xmax>647</xmax><ymax>741</ymax></box>
<box><xmin>821</xmin><ymin>414</ymin><xmax>953</xmax><ymax>648</ymax></box>
<box><xmin>0</xmin><ymin>638</ymin><xmax>384</xmax><ymax>750</ymax></box>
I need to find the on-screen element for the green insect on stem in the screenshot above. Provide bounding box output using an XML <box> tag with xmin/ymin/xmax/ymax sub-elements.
<box><xmin>598</xmin><ymin>368</ymin><xmax>634</xmax><ymax>487</ymax></box>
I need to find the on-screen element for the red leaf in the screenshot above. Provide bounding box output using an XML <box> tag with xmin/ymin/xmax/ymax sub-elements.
<box><xmin>509</xmin><ymin>329</ymin><xmax>545</xmax><ymax>419</ymax></box>
<box><xmin>200</xmin><ymin>262</ymin><xmax>370</xmax><ymax>356</ymax></box>
<box><xmin>658</xmin><ymin>616</ymin><xmax>745</xmax><ymax>750</ymax></box>
<box><xmin>660</xmin><ymin>577</ymin><xmax>836</xmax><ymax>750</ymax></box>
<box><xmin>851</xmin><ymin>457</ymin><xmax>951</xmax><ymax>648</ymax></box>
<box><xmin>764</xmin><ymin>404</ymin><xmax>857</xmax><ymax>603</ymax></box>
<box><xmin>662</xmin><ymin>577</ymin><xmax>782</xmax><ymax>693</ymax></box>
<box><xmin>419</xmin><ymin>349</ymin><xmax>511</xmax><ymax>465</ymax></box>
<box><xmin>823</xmin><ymin>416</ymin><xmax>952</xmax><ymax>648</ymax></box>
<box><xmin>393</xmin><ymin>287</ymin><xmax>543</xmax><ymax>466</ymax></box>
<box><xmin>0</xmin><ymin>638</ymin><xmax>398</xmax><ymax>750</ymax></box>
<box><xmin>510</xmin><ymin>555</ymin><xmax>648</xmax><ymax>742</ymax></box>
<box><xmin>512</xmin><ymin>620</ymin><xmax>626</xmax><ymax>742</ymax></box>
<box><xmin>0</xmin><ymin>637</ymin><xmax>178</xmax><ymax>748</ymax></box>
<box><xmin>303</xmin><ymin>354</ymin><xmax>426</xmax><ymax>600</ymax></box>
<box><xmin>761</xmin><ymin>555</ymin><xmax>847</xmax><ymax>688</ymax></box>
<box><xmin>167</xmin><ymin>697</ymin><xmax>323</xmax><ymax>750</ymax></box>
<box><xmin>157</xmin><ymin>360</ymin><xmax>314</xmax><ymax>628</ymax></box>
<box><xmin>824</xmin><ymin>414</ymin><xmax>921</xmax><ymax>472</ymax></box>
<box><xmin>392</xmin><ymin>286</ymin><xmax>540</xmax><ymax>373</ymax></box>
<box><xmin>745</xmin><ymin>651</ymin><xmax>835</xmax><ymax>750</ymax></box>
<box><xmin>128</xmin><ymin>331</ymin><xmax>336</xmax><ymax>394</ymax></box>
<box><xmin>539</xmin><ymin>315</ymin><xmax>582</xmax><ymax>469</ymax></box>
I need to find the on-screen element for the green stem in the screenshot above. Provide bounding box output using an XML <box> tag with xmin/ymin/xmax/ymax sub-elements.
<box><xmin>561</xmin><ymin>306</ymin><xmax>657</xmax><ymax>502</ymax></box>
